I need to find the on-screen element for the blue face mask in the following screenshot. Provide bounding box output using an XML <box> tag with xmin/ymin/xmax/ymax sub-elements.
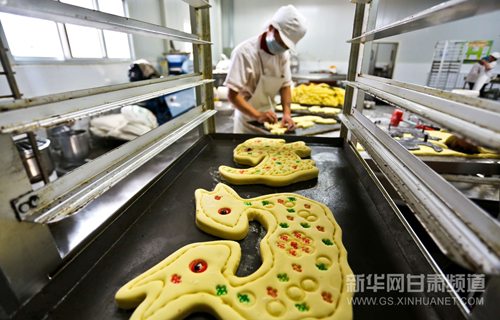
<box><xmin>266</xmin><ymin>35</ymin><xmax>288</xmax><ymax>55</ymax></box>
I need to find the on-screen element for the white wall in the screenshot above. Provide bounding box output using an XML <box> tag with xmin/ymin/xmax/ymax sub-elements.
<box><xmin>232</xmin><ymin>0</ymin><xmax>500</xmax><ymax>86</ymax></box>
<box><xmin>233</xmin><ymin>0</ymin><xmax>355</xmax><ymax>75</ymax></box>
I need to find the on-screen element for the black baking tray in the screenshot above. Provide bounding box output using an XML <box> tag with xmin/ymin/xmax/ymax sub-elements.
<box><xmin>13</xmin><ymin>134</ymin><xmax>465</xmax><ymax>320</ymax></box>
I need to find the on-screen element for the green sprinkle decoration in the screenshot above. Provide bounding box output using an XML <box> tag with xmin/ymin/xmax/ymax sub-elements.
<box><xmin>287</xmin><ymin>209</ymin><xmax>295</xmax><ymax>213</ymax></box>
<box><xmin>227</xmin><ymin>169</ymin><xmax>232</xmax><ymax>172</ymax></box>
<box><xmin>216</xmin><ymin>285</ymin><xmax>228</xmax><ymax>296</ymax></box>
<box><xmin>300</xmin><ymin>222</ymin><xmax>311</xmax><ymax>228</ymax></box>
<box><xmin>265</xmin><ymin>145</ymin><xmax>270</xmax><ymax>148</ymax></box>
<box><xmin>322</xmin><ymin>239</ymin><xmax>334</xmax><ymax>246</ymax></box>
<box><xmin>247</xmin><ymin>153</ymin><xmax>252</xmax><ymax>155</ymax></box>
<box><xmin>237</xmin><ymin>293</ymin><xmax>250</xmax><ymax>304</ymax></box>
<box><xmin>244</xmin><ymin>201</ymin><xmax>252</xmax><ymax>206</ymax></box>
<box><xmin>295</xmin><ymin>302</ymin><xmax>309</xmax><ymax>312</ymax></box>
<box><xmin>262</xmin><ymin>200</ymin><xmax>270</xmax><ymax>206</ymax></box>
<box><xmin>255</xmin><ymin>170</ymin><xmax>260</xmax><ymax>173</ymax></box>
<box><xmin>282</xmin><ymin>169</ymin><xmax>287</xmax><ymax>173</ymax></box>
<box><xmin>316</xmin><ymin>263</ymin><xmax>328</xmax><ymax>271</ymax></box>
<box><xmin>279</xmin><ymin>223</ymin><xmax>289</xmax><ymax>228</ymax></box>
<box><xmin>296</xmin><ymin>161</ymin><xmax>300</xmax><ymax>163</ymax></box>
<box><xmin>287</xmin><ymin>197</ymin><xmax>296</xmax><ymax>202</ymax></box>
<box><xmin>276</xmin><ymin>162</ymin><xmax>282</xmax><ymax>165</ymax></box>
<box><xmin>276</xmin><ymin>152</ymin><xmax>281</xmax><ymax>155</ymax></box>
<box><xmin>277</xmin><ymin>273</ymin><xmax>289</xmax><ymax>282</ymax></box>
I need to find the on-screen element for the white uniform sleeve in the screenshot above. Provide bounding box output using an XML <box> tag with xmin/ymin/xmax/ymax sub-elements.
<box><xmin>281</xmin><ymin>52</ymin><xmax>293</xmax><ymax>88</ymax></box>
<box><xmin>223</xmin><ymin>47</ymin><xmax>254</xmax><ymax>93</ymax></box>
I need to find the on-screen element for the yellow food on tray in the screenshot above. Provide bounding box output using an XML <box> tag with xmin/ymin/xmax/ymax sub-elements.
<box><xmin>309</xmin><ymin>106</ymin><xmax>342</xmax><ymax>115</ymax></box>
<box><xmin>265</xmin><ymin>116</ymin><xmax>337</xmax><ymax>135</ymax></box>
<box><xmin>275</xmin><ymin>103</ymin><xmax>309</xmax><ymax>111</ymax></box>
<box><xmin>292</xmin><ymin>83</ymin><xmax>344</xmax><ymax>107</ymax></box>
<box><xmin>357</xmin><ymin>129</ymin><xmax>499</xmax><ymax>158</ymax></box>
<box><xmin>219</xmin><ymin>138</ymin><xmax>319</xmax><ymax>187</ymax></box>
<box><xmin>116</xmin><ymin>183</ymin><xmax>354</xmax><ymax>320</ymax></box>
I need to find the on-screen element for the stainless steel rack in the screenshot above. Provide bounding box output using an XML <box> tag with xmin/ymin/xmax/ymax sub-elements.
<box><xmin>341</xmin><ymin>0</ymin><xmax>500</xmax><ymax>318</ymax></box>
<box><xmin>0</xmin><ymin>0</ymin><xmax>215</xmax><ymax>315</ymax></box>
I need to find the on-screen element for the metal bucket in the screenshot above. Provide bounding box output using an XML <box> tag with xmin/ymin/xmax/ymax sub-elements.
<box><xmin>16</xmin><ymin>137</ymin><xmax>56</xmax><ymax>183</ymax></box>
<box><xmin>59</xmin><ymin>130</ymin><xmax>90</xmax><ymax>164</ymax></box>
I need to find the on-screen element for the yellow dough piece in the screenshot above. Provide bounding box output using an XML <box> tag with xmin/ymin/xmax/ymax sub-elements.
<box><xmin>275</xmin><ymin>103</ymin><xmax>309</xmax><ymax>111</ymax></box>
<box><xmin>219</xmin><ymin>138</ymin><xmax>319</xmax><ymax>186</ymax></box>
<box><xmin>309</xmin><ymin>106</ymin><xmax>342</xmax><ymax>115</ymax></box>
<box><xmin>116</xmin><ymin>184</ymin><xmax>354</xmax><ymax>320</ymax></box>
<box><xmin>357</xmin><ymin>129</ymin><xmax>499</xmax><ymax>158</ymax></box>
<box><xmin>292</xmin><ymin>83</ymin><xmax>345</xmax><ymax>107</ymax></box>
<box><xmin>265</xmin><ymin>116</ymin><xmax>337</xmax><ymax>135</ymax></box>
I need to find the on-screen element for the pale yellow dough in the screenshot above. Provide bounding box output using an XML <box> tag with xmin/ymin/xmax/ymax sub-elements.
<box><xmin>116</xmin><ymin>183</ymin><xmax>354</xmax><ymax>320</ymax></box>
<box><xmin>275</xmin><ymin>103</ymin><xmax>309</xmax><ymax>111</ymax></box>
<box><xmin>309</xmin><ymin>106</ymin><xmax>342</xmax><ymax>115</ymax></box>
<box><xmin>219</xmin><ymin>138</ymin><xmax>319</xmax><ymax>186</ymax></box>
<box><xmin>265</xmin><ymin>116</ymin><xmax>337</xmax><ymax>135</ymax></box>
<box><xmin>356</xmin><ymin>129</ymin><xmax>499</xmax><ymax>158</ymax></box>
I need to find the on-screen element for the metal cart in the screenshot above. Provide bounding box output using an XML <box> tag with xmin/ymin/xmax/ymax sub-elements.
<box><xmin>0</xmin><ymin>1</ymin><xmax>499</xmax><ymax>320</ymax></box>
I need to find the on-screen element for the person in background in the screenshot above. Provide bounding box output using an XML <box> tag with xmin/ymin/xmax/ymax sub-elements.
<box><xmin>465</xmin><ymin>52</ymin><xmax>499</xmax><ymax>97</ymax></box>
<box><xmin>224</xmin><ymin>5</ymin><xmax>307</xmax><ymax>133</ymax></box>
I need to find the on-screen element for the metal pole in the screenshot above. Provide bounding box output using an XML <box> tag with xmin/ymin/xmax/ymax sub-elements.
<box><xmin>340</xmin><ymin>3</ymin><xmax>366</xmax><ymax>138</ymax></box>
<box><xmin>0</xmin><ymin>22</ymin><xmax>21</xmax><ymax>100</ymax></box>
<box><xmin>190</xmin><ymin>2</ymin><xmax>215</xmax><ymax>135</ymax></box>
<box><xmin>26</xmin><ymin>132</ymin><xmax>51</xmax><ymax>185</ymax></box>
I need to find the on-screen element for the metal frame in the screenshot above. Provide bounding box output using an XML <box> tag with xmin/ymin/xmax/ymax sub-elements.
<box><xmin>0</xmin><ymin>0</ymin><xmax>211</xmax><ymax>44</ymax></box>
<box><xmin>0</xmin><ymin>0</ymin><xmax>216</xmax><ymax>315</ymax></box>
<box><xmin>346</xmin><ymin>77</ymin><xmax>500</xmax><ymax>149</ymax></box>
<box><xmin>341</xmin><ymin>0</ymin><xmax>500</xmax><ymax>318</ymax></box>
<box><xmin>14</xmin><ymin>107</ymin><xmax>216</xmax><ymax>224</ymax></box>
<box><xmin>0</xmin><ymin>74</ymin><xmax>212</xmax><ymax>133</ymax></box>
<box><xmin>348</xmin><ymin>0</ymin><xmax>500</xmax><ymax>44</ymax></box>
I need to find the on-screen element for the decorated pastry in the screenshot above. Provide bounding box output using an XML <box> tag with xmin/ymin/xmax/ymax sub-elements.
<box><xmin>116</xmin><ymin>184</ymin><xmax>354</xmax><ymax>320</ymax></box>
<box><xmin>219</xmin><ymin>138</ymin><xmax>319</xmax><ymax>186</ymax></box>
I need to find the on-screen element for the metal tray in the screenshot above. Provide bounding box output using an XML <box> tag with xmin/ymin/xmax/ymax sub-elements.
<box><xmin>13</xmin><ymin>134</ymin><xmax>464</xmax><ymax>320</ymax></box>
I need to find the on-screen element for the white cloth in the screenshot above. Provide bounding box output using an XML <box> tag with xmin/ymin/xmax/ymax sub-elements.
<box><xmin>90</xmin><ymin>106</ymin><xmax>158</xmax><ymax>140</ymax></box>
<box><xmin>224</xmin><ymin>35</ymin><xmax>292</xmax><ymax>102</ymax></box>
<box><xmin>465</xmin><ymin>63</ymin><xmax>481</xmax><ymax>83</ymax></box>
<box><xmin>473</xmin><ymin>60</ymin><xmax>497</xmax><ymax>90</ymax></box>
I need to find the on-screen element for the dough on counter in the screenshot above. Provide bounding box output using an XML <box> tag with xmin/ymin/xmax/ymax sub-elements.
<box><xmin>264</xmin><ymin>116</ymin><xmax>337</xmax><ymax>135</ymax></box>
<box><xmin>308</xmin><ymin>106</ymin><xmax>342</xmax><ymax>115</ymax></box>
<box><xmin>275</xmin><ymin>103</ymin><xmax>309</xmax><ymax>111</ymax></box>
<box><xmin>116</xmin><ymin>183</ymin><xmax>354</xmax><ymax>320</ymax></box>
<box><xmin>219</xmin><ymin>137</ymin><xmax>319</xmax><ymax>186</ymax></box>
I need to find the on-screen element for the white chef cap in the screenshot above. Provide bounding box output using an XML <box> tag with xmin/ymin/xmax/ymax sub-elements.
<box><xmin>263</xmin><ymin>5</ymin><xmax>307</xmax><ymax>52</ymax></box>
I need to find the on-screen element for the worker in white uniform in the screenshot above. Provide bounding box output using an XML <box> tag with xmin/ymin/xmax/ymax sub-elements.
<box><xmin>465</xmin><ymin>52</ymin><xmax>499</xmax><ymax>97</ymax></box>
<box><xmin>224</xmin><ymin>5</ymin><xmax>307</xmax><ymax>133</ymax></box>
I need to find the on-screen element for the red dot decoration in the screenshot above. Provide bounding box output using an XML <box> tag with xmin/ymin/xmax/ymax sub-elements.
<box><xmin>218</xmin><ymin>208</ymin><xmax>231</xmax><ymax>215</ymax></box>
<box><xmin>189</xmin><ymin>259</ymin><xmax>207</xmax><ymax>273</ymax></box>
<box><xmin>171</xmin><ymin>274</ymin><xmax>182</xmax><ymax>284</ymax></box>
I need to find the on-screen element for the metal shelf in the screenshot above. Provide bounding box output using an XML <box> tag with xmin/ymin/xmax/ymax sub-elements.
<box><xmin>341</xmin><ymin>0</ymin><xmax>500</xmax><ymax>317</ymax></box>
<box><xmin>348</xmin><ymin>0</ymin><xmax>500</xmax><ymax>43</ymax></box>
<box><xmin>345</xmin><ymin>75</ymin><xmax>500</xmax><ymax>150</ymax></box>
<box><xmin>0</xmin><ymin>0</ymin><xmax>211</xmax><ymax>44</ymax></box>
<box><xmin>13</xmin><ymin>107</ymin><xmax>216</xmax><ymax>224</ymax></box>
<box><xmin>0</xmin><ymin>74</ymin><xmax>213</xmax><ymax>134</ymax></box>
<box><xmin>0</xmin><ymin>0</ymin><xmax>216</xmax><ymax>315</ymax></box>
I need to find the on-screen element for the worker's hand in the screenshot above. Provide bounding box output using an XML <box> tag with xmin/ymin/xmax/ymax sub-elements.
<box><xmin>281</xmin><ymin>114</ymin><xmax>296</xmax><ymax>131</ymax></box>
<box><xmin>256</xmin><ymin>110</ymin><xmax>278</xmax><ymax>124</ymax></box>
